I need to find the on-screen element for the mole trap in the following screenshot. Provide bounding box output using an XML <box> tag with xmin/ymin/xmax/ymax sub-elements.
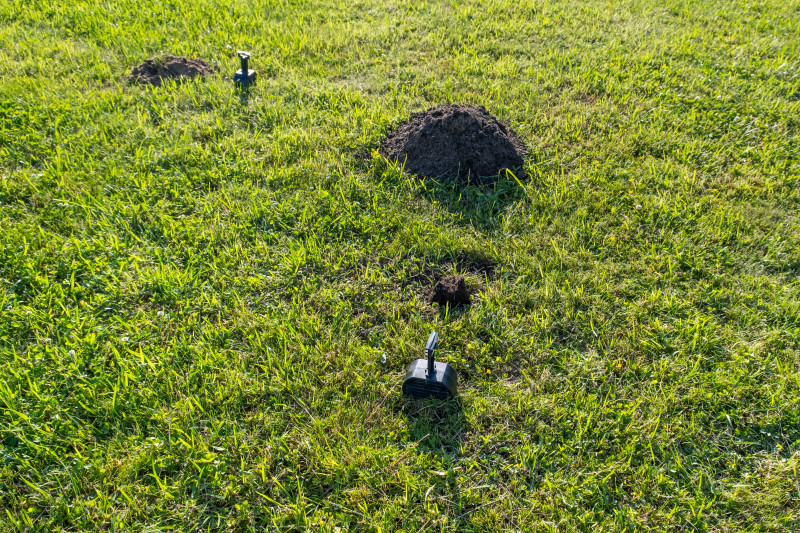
<box><xmin>402</xmin><ymin>332</ymin><xmax>458</xmax><ymax>400</ymax></box>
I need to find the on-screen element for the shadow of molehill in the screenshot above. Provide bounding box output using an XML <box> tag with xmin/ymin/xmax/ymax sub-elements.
<box><xmin>404</xmin><ymin>250</ymin><xmax>497</xmax><ymax>288</ymax></box>
<box><xmin>367</xmin><ymin>147</ymin><xmax>528</xmax><ymax>232</ymax></box>
<box><xmin>415</xmin><ymin>172</ymin><xmax>527</xmax><ymax>232</ymax></box>
<box><xmin>396</xmin><ymin>397</ymin><xmax>468</xmax><ymax>457</ymax></box>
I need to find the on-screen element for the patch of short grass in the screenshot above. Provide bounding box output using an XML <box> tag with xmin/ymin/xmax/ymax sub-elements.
<box><xmin>1</xmin><ymin>0</ymin><xmax>799</xmax><ymax>530</ymax></box>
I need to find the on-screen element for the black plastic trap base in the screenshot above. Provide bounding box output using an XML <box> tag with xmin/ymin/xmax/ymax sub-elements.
<box><xmin>402</xmin><ymin>332</ymin><xmax>458</xmax><ymax>400</ymax></box>
<box><xmin>235</xmin><ymin>69</ymin><xmax>257</xmax><ymax>86</ymax></box>
<box><xmin>234</xmin><ymin>51</ymin><xmax>257</xmax><ymax>86</ymax></box>
<box><xmin>403</xmin><ymin>359</ymin><xmax>458</xmax><ymax>400</ymax></box>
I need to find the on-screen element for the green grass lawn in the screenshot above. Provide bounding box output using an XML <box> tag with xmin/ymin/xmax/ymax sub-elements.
<box><xmin>1</xmin><ymin>0</ymin><xmax>799</xmax><ymax>530</ymax></box>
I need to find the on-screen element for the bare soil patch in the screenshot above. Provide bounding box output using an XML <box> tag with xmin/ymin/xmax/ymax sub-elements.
<box><xmin>129</xmin><ymin>56</ymin><xmax>214</xmax><ymax>86</ymax></box>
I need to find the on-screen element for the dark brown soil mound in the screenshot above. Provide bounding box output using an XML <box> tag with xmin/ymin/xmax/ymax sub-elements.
<box><xmin>427</xmin><ymin>275</ymin><xmax>471</xmax><ymax>307</ymax></box>
<box><xmin>128</xmin><ymin>56</ymin><xmax>214</xmax><ymax>86</ymax></box>
<box><xmin>381</xmin><ymin>105</ymin><xmax>526</xmax><ymax>183</ymax></box>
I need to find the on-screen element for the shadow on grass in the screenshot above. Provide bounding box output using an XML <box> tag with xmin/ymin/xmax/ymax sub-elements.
<box><xmin>397</xmin><ymin>396</ymin><xmax>468</xmax><ymax>457</ymax></box>
<box><xmin>238</xmin><ymin>86</ymin><xmax>254</xmax><ymax>106</ymax></box>
<box><xmin>415</xmin><ymin>172</ymin><xmax>528</xmax><ymax>233</ymax></box>
<box><xmin>372</xmin><ymin>154</ymin><xmax>528</xmax><ymax>233</ymax></box>
<box><xmin>432</xmin><ymin>302</ymin><xmax>472</xmax><ymax>321</ymax></box>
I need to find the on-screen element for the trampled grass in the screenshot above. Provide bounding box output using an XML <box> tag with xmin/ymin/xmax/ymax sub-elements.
<box><xmin>1</xmin><ymin>0</ymin><xmax>799</xmax><ymax>530</ymax></box>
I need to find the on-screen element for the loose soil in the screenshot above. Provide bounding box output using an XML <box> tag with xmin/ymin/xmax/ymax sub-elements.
<box><xmin>427</xmin><ymin>275</ymin><xmax>471</xmax><ymax>307</ymax></box>
<box><xmin>128</xmin><ymin>56</ymin><xmax>214</xmax><ymax>86</ymax></box>
<box><xmin>381</xmin><ymin>105</ymin><xmax>527</xmax><ymax>183</ymax></box>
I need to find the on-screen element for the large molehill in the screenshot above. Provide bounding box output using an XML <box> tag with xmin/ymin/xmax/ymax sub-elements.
<box><xmin>381</xmin><ymin>104</ymin><xmax>526</xmax><ymax>183</ymax></box>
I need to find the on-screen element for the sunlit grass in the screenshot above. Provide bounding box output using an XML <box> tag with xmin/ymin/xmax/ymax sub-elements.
<box><xmin>1</xmin><ymin>0</ymin><xmax>799</xmax><ymax>530</ymax></box>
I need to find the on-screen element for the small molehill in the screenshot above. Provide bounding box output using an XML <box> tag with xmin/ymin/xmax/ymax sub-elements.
<box><xmin>128</xmin><ymin>56</ymin><xmax>214</xmax><ymax>86</ymax></box>
<box><xmin>427</xmin><ymin>276</ymin><xmax>471</xmax><ymax>307</ymax></box>
<box><xmin>381</xmin><ymin>104</ymin><xmax>526</xmax><ymax>183</ymax></box>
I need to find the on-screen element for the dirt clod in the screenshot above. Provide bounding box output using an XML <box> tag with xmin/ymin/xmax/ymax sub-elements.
<box><xmin>381</xmin><ymin>104</ymin><xmax>526</xmax><ymax>183</ymax></box>
<box><xmin>427</xmin><ymin>275</ymin><xmax>471</xmax><ymax>307</ymax></box>
<box><xmin>129</xmin><ymin>56</ymin><xmax>214</xmax><ymax>86</ymax></box>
